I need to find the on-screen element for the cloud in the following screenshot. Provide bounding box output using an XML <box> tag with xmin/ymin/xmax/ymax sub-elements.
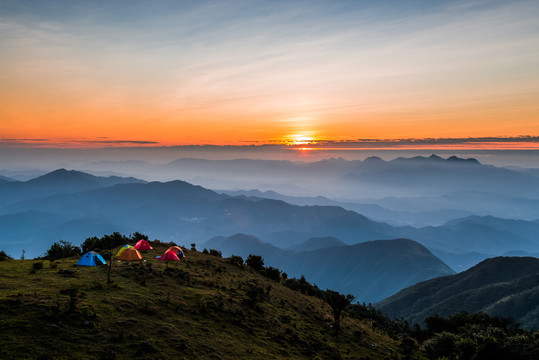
<box><xmin>293</xmin><ymin>136</ymin><xmax>539</xmax><ymax>149</ymax></box>
<box><xmin>0</xmin><ymin>138</ymin><xmax>159</xmax><ymax>148</ymax></box>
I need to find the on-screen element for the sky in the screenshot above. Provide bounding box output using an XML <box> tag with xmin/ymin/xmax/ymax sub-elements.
<box><xmin>1</xmin><ymin>0</ymin><xmax>539</xmax><ymax>148</ymax></box>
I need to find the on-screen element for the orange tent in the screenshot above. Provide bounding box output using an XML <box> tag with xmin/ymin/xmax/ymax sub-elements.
<box><xmin>118</xmin><ymin>247</ymin><xmax>142</xmax><ymax>261</ymax></box>
<box><xmin>116</xmin><ymin>245</ymin><xmax>134</xmax><ymax>257</ymax></box>
<box><xmin>135</xmin><ymin>239</ymin><xmax>153</xmax><ymax>250</ymax></box>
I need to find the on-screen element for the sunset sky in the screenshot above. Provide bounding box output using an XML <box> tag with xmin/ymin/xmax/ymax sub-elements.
<box><xmin>1</xmin><ymin>0</ymin><xmax>539</xmax><ymax>148</ymax></box>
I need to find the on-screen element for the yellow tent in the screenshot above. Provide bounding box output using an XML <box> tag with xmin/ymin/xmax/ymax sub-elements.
<box><xmin>116</xmin><ymin>245</ymin><xmax>134</xmax><ymax>257</ymax></box>
<box><xmin>118</xmin><ymin>247</ymin><xmax>142</xmax><ymax>261</ymax></box>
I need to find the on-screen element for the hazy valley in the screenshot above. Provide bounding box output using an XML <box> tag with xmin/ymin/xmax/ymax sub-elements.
<box><xmin>1</xmin><ymin>155</ymin><xmax>539</xmax><ymax>299</ymax></box>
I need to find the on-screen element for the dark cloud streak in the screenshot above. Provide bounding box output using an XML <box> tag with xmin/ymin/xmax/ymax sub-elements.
<box><xmin>303</xmin><ymin>136</ymin><xmax>539</xmax><ymax>148</ymax></box>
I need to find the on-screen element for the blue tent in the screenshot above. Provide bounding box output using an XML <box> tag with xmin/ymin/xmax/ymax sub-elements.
<box><xmin>76</xmin><ymin>251</ymin><xmax>107</xmax><ymax>266</ymax></box>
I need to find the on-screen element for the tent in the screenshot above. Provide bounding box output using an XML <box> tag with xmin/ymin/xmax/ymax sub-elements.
<box><xmin>166</xmin><ymin>246</ymin><xmax>185</xmax><ymax>258</ymax></box>
<box><xmin>116</xmin><ymin>245</ymin><xmax>134</xmax><ymax>257</ymax></box>
<box><xmin>158</xmin><ymin>250</ymin><xmax>180</xmax><ymax>261</ymax></box>
<box><xmin>118</xmin><ymin>247</ymin><xmax>143</xmax><ymax>261</ymax></box>
<box><xmin>135</xmin><ymin>240</ymin><xmax>153</xmax><ymax>250</ymax></box>
<box><xmin>77</xmin><ymin>251</ymin><xmax>107</xmax><ymax>266</ymax></box>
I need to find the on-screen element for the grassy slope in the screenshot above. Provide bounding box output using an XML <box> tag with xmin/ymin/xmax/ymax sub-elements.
<box><xmin>0</xmin><ymin>247</ymin><xmax>421</xmax><ymax>360</ymax></box>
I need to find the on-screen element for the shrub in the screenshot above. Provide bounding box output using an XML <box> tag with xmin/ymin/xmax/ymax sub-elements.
<box><xmin>209</xmin><ymin>249</ymin><xmax>222</xmax><ymax>258</ymax></box>
<box><xmin>80</xmin><ymin>236</ymin><xmax>101</xmax><ymax>253</ymax></box>
<box><xmin>424</xmin><ymin>332</ymin><xmax>457</xmax><ymax>360</ymax></box>
<box><xmin>45</xmin><ymin>241</ymin><xmax>81</xmax><ymax>260</ymax></box>
<box><xmin>263</xmin><ymin>266</ymin><xmax>281</xmax><ymax>281</ymax></box>
<box><xmin>244</xmin><ymin>283</ymin><xmax>266</xmax><ymax>307</ymax></box>
<box><xmin>227</xmin><ymin>255</ymin><xmax>243</xmax><ymax>267</ymax></box>
<box><xmin>348</xmin><ymin>303</ymin><xmax>411</xmax><ymax>338</ymax></box>
<box><xmin>283</xmin><ymin>275</ymin><xmax>323</xmax><ymax>298</ymax></box>
<box><xmin>149</xmin><ymin>239</ymin><xmax>176</xmax><ymax>247</ymax></box>
<box><xmin>81</xmin><ymin>232</ymin><xmax>129</xmax><ymax>253</ymax></box>
<box><xmin>0</xmin><ymin>250</ymin><xmax>12</xmax><ymax>261</ymax></box>
<box><xmin>130</xmin><ymin>232</ymin><xmax>148</xmax><ymax>241</ymax></box>
<box><xmin>246</xmin><ymin>254</ymin><xmax>264</xmax><ymax>271</ymax></box>
<box><xmin>30</xmin><ymin>261</ymin><xmax>44</xmax><ymax>274</ymax></box>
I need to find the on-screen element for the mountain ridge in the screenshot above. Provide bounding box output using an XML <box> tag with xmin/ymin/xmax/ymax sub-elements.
<box><xmin>204</xmin><ymin>234</ymin><xmax>454</xmax><ymax>303</ymax></box>
<box><xmin>376</xmin><ymin>256</ymin><xmax>539</xmax><ymax>329</ymax></box>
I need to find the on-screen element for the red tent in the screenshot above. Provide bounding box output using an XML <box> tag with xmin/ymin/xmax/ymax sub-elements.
<box><xmin>166</xmin><ymin>246</ymin><xmax>185</xmax><ymax>258</ymax></box>
<box><xmin>158</xmin><ymin>250</ymin><xmax>180</xmax><ymax>261</ymax></box>
<box><xmin>135</xmin><ymin>239</ymin><xmax>153</xmax><ymax>250</ymax></box>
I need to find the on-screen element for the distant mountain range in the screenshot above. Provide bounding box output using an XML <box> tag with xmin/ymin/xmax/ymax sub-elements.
<box><xmin>1</xmin><ymin>168</ymin><xmax>538</xmax><ymax>274</ymax></box>
<box><xmin>219</xmin><ymin>189</ymin><xmax>474</xmax><ymax>227</ymax></box>
<box><xmin>47</xmin><ymin>153</ymin><xmax>539</xmax><ymax>201</ymax></box>
<box><xmin>6</xmin><ymin>154</ymin><xmax>539</xmax><ymax>224</ymax></box>
<box><xmin>0</xmin><ymin>174</ymin><xmax>16</xmax><ymax>183</ymax></box>
<box><xmin>0</xmin><ymin>169</ymin><xmax>145</xmax><ymax>205</ymax></box>
<box><xmin>376</xmin><ymin>257</ymin><xmax>539</xmax><ymax>330</ymax></box>
<box><xmin>203</xmin><ymin>234</ymin><xmax>454</xmax><ymax>303</ymax></box>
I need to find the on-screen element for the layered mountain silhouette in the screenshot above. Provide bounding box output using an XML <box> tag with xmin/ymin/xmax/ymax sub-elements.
<box><xmin>1</xmin><ymin>168</ymin><xmax>538</xmax><ymax>272</ymax></box>
<box><xmin>75</xmin><ymin>154</ymin><xmax>539</xmax><ymax>202</ymax></box>
<box><xmin>203</xmin><ymin>234</ymin><xmax>454</xmax><ymax>303</ymax></box>
<box><xmin>0</xmin><ymin>178</ymin><xmax>403</xmax><ymax>257</ymax></box>
<box><xmin>0</xmin><ymin>169</ymin><xmax>145</xmax><ymax>205</ymax></box>
<box><xmin>288</xmin><ymin>236</ymin><xmax>345</xmax><ymax>252</ymax></box>
<box><xmin>0</xmin><ymin>174</ymin><xmax>15</xmax><ymax>183</ymax></box>
<box><xmin>220</xmin><ymin>189</ymin><xmax>473</xmax><ymax>227</ymax></box>
<box><xmin>376</xmin><ymin>257</ymin><xmax>539</xmax><ymax>330</ymax></box>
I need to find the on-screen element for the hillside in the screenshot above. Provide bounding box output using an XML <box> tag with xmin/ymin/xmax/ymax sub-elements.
<box><xmin>376</xmin><ymin>257</ymin><xmax>539</xmax><ymax>330</ymax></box>
<box><xmin>204</xmin><ymin>235</ymin><xmax>454</xmax><ymax>303</ymax></box>
<box><xmin>0</xmin><ymin>246</ymin><xmax>420</xmax><ymax>360</ymax></box>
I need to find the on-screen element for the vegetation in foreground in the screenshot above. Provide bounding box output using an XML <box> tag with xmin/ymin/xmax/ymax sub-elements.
<box><xmin>0</xmin><ymin>236</ymin><xmax>421</xmax><ymax>360</ymax></box>
<box><xmin>1</xmin><ymin>234</ymin><xmax>538</xmax><ymax>359</ymax></box>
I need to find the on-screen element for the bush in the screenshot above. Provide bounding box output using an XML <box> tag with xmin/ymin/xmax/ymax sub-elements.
<box><xmin>131</xmin><ymin>232</ymin><xmax>148</xmax><ymax>241</ymax></box>
<box><xmin>45</xmin><ymin>241</ymin><xmax>82</xmax><ymax>260</ymax></box>
<box><xmin>30</xmin><ymin>261</ymin><xmax>44</xmax><ymax>274</ymax></box>
<box><xmin>348</xmin><ymin>303</ymin><xmax>411</xmax><ymax>338</ymax></box>
<box><xmin>81</xmin><ymin>232</ymin><xmax>129</xmax><ymax>253</ymax></box>
<box><xmin>263</xmin><ymin>266</ymin><xmax>281</xmax><ymax>281</ymax></box>
<box><xmin>243</xmin><ymin>283</ymin><xmax>266</xmax><ymax>307</ymax></box>
<box><xmin>149</xmin><ymin>239</ymin><xmax>176</xmax><ymax>247</ymax></box>
<box><xmin>227</xmin><ymin>255</ymin><xmax>243</xmax><ymax>267</ymax></box>
<box><xmin>0</xmin><ymin>250</ymin><xmax>12</xmax><ymax>261</ymax></box>
<box><xmin>246</xmin><ymin>254</ymin><xmax>264</xmax><ymax>271</ymax></box>
<box><xmin>209</xmin><ymin>249</ymin><xmax>222</xmax><ymax>258</ymax></box>
<box><xmin>424</xmin><ymin>332</ymin><xmax>457</xmax><ymax>360</ymax></box>
<box><xmin>283</xmin><ymin>275</ymin><xmax>323</xmax><ymax>298</ymax></box>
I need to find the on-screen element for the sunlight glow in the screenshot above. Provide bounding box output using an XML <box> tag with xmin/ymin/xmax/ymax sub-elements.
<box><xmin>282</xmin><ymin>134</ymin><xmax>319</xmax><ymax>146</ymax></box>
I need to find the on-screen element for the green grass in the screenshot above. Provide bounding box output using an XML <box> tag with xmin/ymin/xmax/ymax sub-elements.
<box><xmin>0</xmin><ymin>247</ymin><xmax>424</xmax><ymax>359</ymax></box>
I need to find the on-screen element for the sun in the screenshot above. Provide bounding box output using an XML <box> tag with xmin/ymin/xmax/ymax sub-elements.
<box><xmin>283</xmin><ymin>134</ymin><xmax>317</xmax><ymax>145</ymax></box>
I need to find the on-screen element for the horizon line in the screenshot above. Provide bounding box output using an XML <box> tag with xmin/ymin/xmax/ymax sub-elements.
<box><xmin>2</xmin><ymin>136</ymin><xmax>539</xmax><ymax>150</ymax></box>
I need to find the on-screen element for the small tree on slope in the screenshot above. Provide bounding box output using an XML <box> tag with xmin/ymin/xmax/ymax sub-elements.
<box><xmin>324</xmin><ymin>289</ymin><xmax>355</xmax><ymax>337</ymax></box>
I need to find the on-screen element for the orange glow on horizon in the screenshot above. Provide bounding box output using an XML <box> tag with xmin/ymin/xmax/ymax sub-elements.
<box><xmin>2</xmin><ymin>1</ymin><xmax>539</xmax><ymax>151</ymax></box>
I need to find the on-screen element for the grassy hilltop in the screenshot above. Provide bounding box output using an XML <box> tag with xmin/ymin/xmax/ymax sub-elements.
<box><xmin>0</xmin><ymin>245</ymin><xmax>419</xmax><ymax>360</ymax></box>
